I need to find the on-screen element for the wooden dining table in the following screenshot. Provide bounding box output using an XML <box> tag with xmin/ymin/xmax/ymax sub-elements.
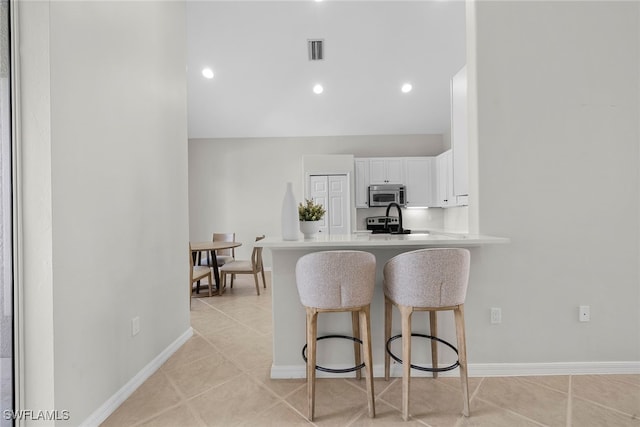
<box><xmin>190</xmin><ymin>241</ymin><xmax>242</xmax><ymax>295</ymax></box>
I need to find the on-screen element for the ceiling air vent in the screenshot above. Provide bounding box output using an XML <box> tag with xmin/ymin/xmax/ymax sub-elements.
<box><xmin>308</xmin><ymin>39</ymin><xmax>324</xmax><ymax>61</ymax></box>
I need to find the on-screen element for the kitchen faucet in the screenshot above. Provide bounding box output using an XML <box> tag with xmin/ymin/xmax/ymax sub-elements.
<box><xmin>384</xmin><ymin>202</ymin><xmax>408</xmax><ymax>234</ymax></box>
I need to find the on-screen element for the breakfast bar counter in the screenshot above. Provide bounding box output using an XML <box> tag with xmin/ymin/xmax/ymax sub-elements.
<box><xmin>257</xmin><ymin>232</ymin><xmax>509</xmax><ymax>379</ymax></box>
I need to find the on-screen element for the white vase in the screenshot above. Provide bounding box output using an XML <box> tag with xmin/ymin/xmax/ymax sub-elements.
<box><xmin>281</xmin><ymin>182</ymin><xmax>299</xmax><ymax>241</ymax></box>
<box><xmin>299</xmin><ymin>220</ymin><xmax>321</xmax><ymax>239</ymax></box>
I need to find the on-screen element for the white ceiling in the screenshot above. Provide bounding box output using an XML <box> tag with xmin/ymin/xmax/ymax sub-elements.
<box><xmin>186</xmin><ymin>1</ymin><xmax>466</xmax><ymax>139</ymax></box>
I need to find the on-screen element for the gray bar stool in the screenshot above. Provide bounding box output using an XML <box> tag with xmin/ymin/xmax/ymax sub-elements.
<box><xmin>383</xmin><ymin>248</ymin><xmax>471</xmax><ymax>421</ymax></box>
<box><xmin>295</xmin><ymin>250</ymin><xmax>376</xmax><ymax>421</ymax></box>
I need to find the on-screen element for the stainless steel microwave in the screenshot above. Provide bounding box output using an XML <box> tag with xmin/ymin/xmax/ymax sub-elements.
<box><xmin>368</xmin><ymin>185</ymin><xmax>406</xmax><ymax>207</ymax></box>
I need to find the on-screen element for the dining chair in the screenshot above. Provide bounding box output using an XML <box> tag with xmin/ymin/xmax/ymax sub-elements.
<box><xmin>189</xmin><ymin>243</ymin><xmax>214</xmax><ymax>307</ymax></box>
<box><xmin>219</xmin><ymin>235</ymin><xmax>266</xmax><ymax>295</ymax></box>
<box><xmin>198</xmin><ymin>232</ymin><xmax>236</xmax><ymax>267</ymax></box>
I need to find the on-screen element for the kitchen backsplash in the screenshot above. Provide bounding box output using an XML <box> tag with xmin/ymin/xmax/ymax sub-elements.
<box><xmin>355</xmin><ymin>207</ymin><xmax>445</xmax><ymax>232</ymax></box>
<box><xmin>355</xmin><ymin>206</ymin><xmax>469</xmax><ymax>233</ymax></box>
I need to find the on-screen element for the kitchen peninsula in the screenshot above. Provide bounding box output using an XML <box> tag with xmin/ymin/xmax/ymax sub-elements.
<box><xmin>257</xmin><ymin>231</ymin><xmax>509</xmax><ymax>379</ymax></box>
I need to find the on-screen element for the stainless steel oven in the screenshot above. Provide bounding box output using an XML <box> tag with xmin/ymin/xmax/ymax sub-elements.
<box><xmin>368</xmin><ymin>185</ymin><xmax>405</xmax><ymax>207</ymax></box>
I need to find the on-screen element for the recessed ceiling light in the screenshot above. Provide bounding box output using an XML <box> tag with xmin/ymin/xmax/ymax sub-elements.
<box><xmin>401</xmin><ymin>83</ymin><xmax>413</xmax><ymax>93</ymax></box>
<box><xmin>313</xmin><ymin>84</ymin><xmax>324</xmax><ymax>94</ymax></box>
<box><xmin>202</xmin><ymin>68</ymin><xmax>214</xmax><ymax>79</ymax></box>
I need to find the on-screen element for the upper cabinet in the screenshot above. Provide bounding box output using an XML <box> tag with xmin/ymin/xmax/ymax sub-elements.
<box><xmin>369</xmin><ymin>158</ymin><xmax>404</xmax><ymax>184</ymax></box>
<box><xmin>451</xmin><ymin>65</ymin><xmax>469</xmax><ymax>200</ymax></box>
<box><xmin>355</xmin><ymin>157</ymin><xmax>437</xmax><ymax>208</ymax></box>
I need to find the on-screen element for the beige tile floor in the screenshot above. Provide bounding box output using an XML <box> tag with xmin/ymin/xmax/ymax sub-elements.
<box><xmin>103</xmin><ymin>273</ymin><xmax>640</xmax><ymax>427</ymax></box>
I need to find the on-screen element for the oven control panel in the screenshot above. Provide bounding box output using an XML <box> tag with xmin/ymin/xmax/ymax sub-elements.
<box><xmin>366</xmin><ymin>216</ymin><xmax>399</xmax><ymax>231</ymax></box>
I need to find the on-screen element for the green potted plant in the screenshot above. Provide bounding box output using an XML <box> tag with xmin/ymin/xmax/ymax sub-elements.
<box><xmin>298</xmin><ymin>198</ymin><xmax>326</xmax><ymax>238</ymax></box>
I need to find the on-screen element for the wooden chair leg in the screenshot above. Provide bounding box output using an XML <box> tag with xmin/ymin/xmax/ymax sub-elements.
<box><xmin>455</xmin><ymin>305</ymin><xmax>470</xmax><ymax>417</ymax></box>
<box><xmin>384</xmin><ymin>296</ymin><xmax>392</xmax><ymax>381</ymax></box>
<box><xmin>429</xmin><ymin>311</ymin><xmax>438</xmax><ymax>378</ymax></box>
<box><xmin>207</xmin><ymin>273</ymin><xmax>213</xmax><ymax>297</ymax></box>
<box><xmin>399</xmin><ymin>304</ymin><xmax>413</xmax><ymax>421</ymax></box>
<box><xmin>306</xmin><ymin>308</ymin><xmax>318</xmax><ymax>421</ymax></box>
<box><xmin>351</xmin><ymin>311</ymin><xmax>362</xmax><ymax>380</ymax></box>
<box><xmin>261</xmin><ymin>268</ymin><xmax>267</xmax><ymax>288</ymax></box>
<box><xmin>359</xmin><ymin>306</ymin><xmax>375</xmax><ymax>418</ymax></box>
<box><xmin>253</xmin><ymin>272</ymin><xmax>260</xmax><ymax>295</ymax></box>
<box><xmin>191</xmin><ymin>252</ymin><xmax>201</xmax><ymax>294</ymax></box>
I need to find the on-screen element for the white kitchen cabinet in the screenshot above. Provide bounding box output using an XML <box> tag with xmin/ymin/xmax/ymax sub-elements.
<box><xmin>355</xmin><ymin>156</ymin><xmax>440</xmax><ymax>208</ymax></box>
<box><xmin>369</xmin><ymin>158</ymin><xmax>404</xmax><ymax>184</ymax></box>
<box><xmin>354</xmin><ymin>158</ymin><xmax>369</xmax><ymax>208</ymax></box>
<box><xmin>404</xmin><ymin>157</ymin><xmax>437</xmax><ymax>208</ymax></box>
<box><xmin>437</xmin><ymin>150</ymin><xmax>455</xmax><ymax>207</ymax></box>
<box><xmin>451</xmin><ymin>65</ymin><xmax>469</xmax><ymax>197</ymax></box>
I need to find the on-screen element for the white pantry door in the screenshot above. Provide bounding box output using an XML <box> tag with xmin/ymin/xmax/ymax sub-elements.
<box><xmin>309</xmin><ymin>175</ymin><xmax>350</xmax><ymax>235</ymax></box>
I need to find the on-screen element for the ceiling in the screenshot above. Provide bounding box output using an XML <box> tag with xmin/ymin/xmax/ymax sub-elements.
<box><xmin>186</xmin><ymin>1</ymin><xmax>466</xmax><ymax>139</ymax></box>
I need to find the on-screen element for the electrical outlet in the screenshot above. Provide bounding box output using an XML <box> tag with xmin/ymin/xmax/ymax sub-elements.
<box><xmin>579</xmin><ymin>306</ymin><xmax>590</xmax><ymax>322</ymax></box>
<box><xmin>132</xmin><ymin>317</ymin><xmax>141</xmax><ymax>336</ymax></box>
<box><xmin>490</xmin><ymin>307</ymin><xmax>502</xmax><ymax>324</ymax></box>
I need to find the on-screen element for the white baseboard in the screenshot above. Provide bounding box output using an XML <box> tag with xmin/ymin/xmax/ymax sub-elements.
<box><xmin>270</xmin><ymin>361</ymin><xmax>640</xmax><ymax>379</ymax></box>
<box><xmin>80</xmin><ymin>327</ymin><xmax>193</xmax><ymax>427</ymax></box>
<box><xmin>469</xmin><ymin>361</ymin><xmax>640</xmax><ymax>377</ymax></box>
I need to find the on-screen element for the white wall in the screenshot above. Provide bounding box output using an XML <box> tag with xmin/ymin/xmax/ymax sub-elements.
<box><xmin>18</xmin><ymin>1</ymin><xmax>55</xmax><ymax>415</ymax></box>
<box><xmin>470</xmin><ymin>1</ymin><xmax>639</xmax><ymax>363</ymax></box>
<box><xmin>189</xmin><ymin>134</ymin><xmax>443</xmax><ymax>264</ymax></box>
<box><xmin>18</xmin><ymin>1</ymin><xmax>190</xmax><ymax>424</ymax></box>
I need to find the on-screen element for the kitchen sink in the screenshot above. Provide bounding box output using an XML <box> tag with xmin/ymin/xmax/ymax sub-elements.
<box><xmin>390</xmin><ymin>230</ymin><xmax>412</xmax><ymax>235</ymax></box>
<box><xmin>404</xmin><ymin>233</ymin><xmax>432</xmax><ymax>239</ymax></box>
<box><xmin>371</xmin><ymin>229</ymin><xmax>412</xmax><ymax>235</ymax></box>
<box><xmin>367</xmin><ymin>232</ymin><xmax>432</xmax><ymax>241</ymax></box>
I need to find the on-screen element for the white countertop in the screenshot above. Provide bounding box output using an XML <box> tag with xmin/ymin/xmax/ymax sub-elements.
<box><xmin>257</xmin><ymin>231</ymin><xmax>509</xmax><ymax>249</ymax></box>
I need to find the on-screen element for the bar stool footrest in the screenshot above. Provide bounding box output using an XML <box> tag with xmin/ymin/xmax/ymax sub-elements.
<box><xmin>302</xmin><ymin>334</ymin><xmax>366</xmax><ymax>374</ymax></box>
<box><xmin>386</xmin><ymin>333</ymin><xmax>460</xmax><ymax>372</ymax></box>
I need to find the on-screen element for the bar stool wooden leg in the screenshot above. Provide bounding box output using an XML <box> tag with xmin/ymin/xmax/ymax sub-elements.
<box><xmin>359</xmin><ymin>305</ymin><xmax>375</xmax><ymax>418</ymax></box>
<box><xmin>352</xmin><ymin>311</ymin><xmax>362</xmax><ymax>380</ymax></box>
<box><xmin>384</xmin><ymin>296</ymin><xmax>392</xmax><ymax>381</ymax></box>
<box><xmin>400</xmin><ymin>304</ymin><xmax>413</xmax><ymax>421</ymax></box>
<box><xmin>306</xmin><ymin>308</ymin><xmax>319</xmax><ymax>421</ymax></box>
<box><xmin>454</xmin><ymin>304</ymin><xmax>470</xmax><ymax>417</ymax></box>
<box><xmin>429</xmin><ymin>311</ymin><xmax>438</xmax><ymax>378</ymax></box>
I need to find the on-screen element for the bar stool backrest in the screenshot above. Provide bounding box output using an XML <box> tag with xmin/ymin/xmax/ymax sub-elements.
<box><xmin>296</xmin><ymin>250</ymin><xmax>376</xmax><ymax>309</ymax></box>
<box><xmin>383</xmin><ymin>248</ymin><xmax>470</xmax><ymax>308</ymax></box>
